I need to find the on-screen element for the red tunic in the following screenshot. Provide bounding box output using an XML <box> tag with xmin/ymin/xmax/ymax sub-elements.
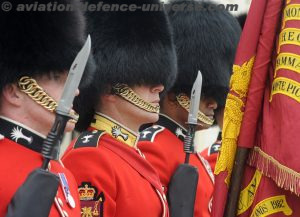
<box><xmin>0</xmin><ymin>117</ymin><xmax>81</xmax><ymax>217</ymax></box>
<box><xmin>200</xmin><ymin>132</ymin><xmax>221</xmax><ymax>172</ymax></box>
<box><xmin>62</xmin><ymin>113</ymin><xmax>168</xmax><ymax>217</ymax></box>
<box><xmin>138</xmin><ymin>114</ymin><xmax>215</xmax><ymax>217</ymax></box>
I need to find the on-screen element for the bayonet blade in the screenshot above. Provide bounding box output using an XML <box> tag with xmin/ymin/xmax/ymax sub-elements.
<box><xmin>56</xmin><ymin>35</ymin><xmax>91</xmax><ymax>115</ymax></box>
<box><xmin>187</xmin><ymin>71</ymin><xmax>202</xmax><ymax>125</ymax></box>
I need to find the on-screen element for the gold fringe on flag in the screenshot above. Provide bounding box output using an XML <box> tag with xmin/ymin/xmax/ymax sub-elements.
<box><xmin>248</xmin><ymin>146</ymin><xmax>300</xmax><ymax>196</ymax></box>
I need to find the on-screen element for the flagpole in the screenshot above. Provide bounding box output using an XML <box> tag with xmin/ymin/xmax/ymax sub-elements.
<box><xmin>224</xmin><ymin>148</ymin><xmax>249</xmax><ymax>217</ymax></box>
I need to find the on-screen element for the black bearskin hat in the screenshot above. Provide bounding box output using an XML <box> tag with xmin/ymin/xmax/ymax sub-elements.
<box><xmin>168</xmin><ymin>0</ymin><xmax>241</xmax><ymax>107</ymax></box>
<box><xmin>0</xmin><ymin>0</ymin><xmax>95</xmax><ymax>93</ymax></box>
<box><xmin>237</xmin><ymin>13</ymin><xmax>247</xmax><ymax>29</ymax></box>
<box><xmin>86</xmin><ymin>0</ymin><xmax>177</xmax><ymax>92</ymax></box>
<box><xmin>74</xmin><ymin>0</ymin><xmax>177</xmax><ymax>131</ymax></box>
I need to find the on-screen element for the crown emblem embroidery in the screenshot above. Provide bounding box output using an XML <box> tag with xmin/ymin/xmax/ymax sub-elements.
<box><xmin>79</xmin><ymin>182</ymin><xmax>105</xmax><ymax>217</ymax></box>
<box><xmin>78</xmin><ymin>183</ymin><xmax>97</xmax><ymax>201</ymax></box>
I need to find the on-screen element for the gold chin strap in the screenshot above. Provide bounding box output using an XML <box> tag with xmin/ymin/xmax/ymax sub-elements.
<box><xmin>18</xmin><ymin>76</ymin><xmax>58</xmax><ymax>112</ymax></box>
<box><xmin>112</xmin><ymin>84</ymin><xmax>160</xmax><ymax>114</ymax></box>
<box><xmin>176</xmin><ymin>93</ymin><xmax>214</xmax><ymax>126</ymax></box>
<box><xmin>18</xmin><ymin>76</ymin><xmax>79</xmax><ymax>122</ymax></box>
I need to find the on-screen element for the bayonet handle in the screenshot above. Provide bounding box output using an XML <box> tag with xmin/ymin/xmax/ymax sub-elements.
<box><xmin>41</xmin><ymin>114</ymin><xmax>70</xmax><ymax>170</ymax></box>
<box><xmin>184</xmin><ymin>124</ymin><xmax>196</xmax><ymax>164</ymax></box>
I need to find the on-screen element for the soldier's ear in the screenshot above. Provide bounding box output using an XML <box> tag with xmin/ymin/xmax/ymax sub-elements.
<box><xmin>1</xmin><ymin>84</ymin><xmax>24</xmax><ymax>107</ymax></box>
<box><xmin>166</xmin><ymin>92</ymin><xmax>178</xmax><ymax>107</ymax></box>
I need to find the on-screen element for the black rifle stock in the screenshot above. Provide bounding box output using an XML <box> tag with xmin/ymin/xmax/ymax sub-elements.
<box><xmin>168</xmin><ymin>124</ymin><xmax>198</xmax><ymax>217</ymax></box>
<box><xmin>42</xmin><ymin>113</ymin><xmax>71</xmax><ymax>169</ymax></box>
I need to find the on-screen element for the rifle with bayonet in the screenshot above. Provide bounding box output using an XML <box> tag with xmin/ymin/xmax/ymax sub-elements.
<box><xmin>41</xmin><ymin>35</ymin><xmax>91</xmax><ymax>170</ymax></box>
<box><xmin>5</xmin><ymin>36</ymin><xmax>91</xmax><ymax>217</ymax></box>
<box><xmin>168</xmin><ymin>71</ymin><xmax>202</xmax><ymax>217</ymax></box>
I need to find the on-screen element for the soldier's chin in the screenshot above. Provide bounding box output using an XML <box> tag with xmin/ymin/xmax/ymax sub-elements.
<box><xmin>143</xmin><ymin>111</ymin><xmax>159</xmax><ymax>124</ymax></box>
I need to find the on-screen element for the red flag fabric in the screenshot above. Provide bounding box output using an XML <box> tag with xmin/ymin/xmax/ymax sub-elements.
<box><xmin>212</xmin><ymin>0</ymin><xmax>283</xmax><ymax>216</ymax></box>
<box><xmin>237</xmin><ymin>0</ymin><xmax>300</xmax><ymax>215</ymax></box>
<box><xmin>245</xmin><ymin>0</ymin><xmax>300</xmax><ymax>194</ymax></box>
<box><xmin>237</xmin><ymin>167</ymin><xmax>300</xmax><ymax>217</ymax></box>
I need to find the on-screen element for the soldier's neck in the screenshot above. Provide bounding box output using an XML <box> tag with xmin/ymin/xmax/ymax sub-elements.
<box><xmin>97</xmin><ymin>109</ymin><xmax>140</xmax><ymax>134</ymax></box>
<box><xmin>160</xmin><ymin>108</ymin><xmax>188</xmax><ymax>130</ymax></box>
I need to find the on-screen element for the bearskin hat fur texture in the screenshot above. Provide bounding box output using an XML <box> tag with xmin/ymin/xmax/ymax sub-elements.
<box><xmin>85</xmin><ymin>0</ymin><xmax>177</xmax><ymax>93</ymax></box>
<box><xmin>0</xmin><ymin>0</ymin><xmax>95</xmax><ymax>92</ymax></box>
<box><xmin>237</xmin><ymin>13</ymin><xmax>247</xmax><ymax>29</ymax></box>
<box><xmin>74</xmin><ymin>0</ymin><xmax>177</xmax><ymax>131</ymax></box>
<box><xmin>168</xmin><ymin>0</ymin><xmax>241</xmax><ymax>107</ymax></box>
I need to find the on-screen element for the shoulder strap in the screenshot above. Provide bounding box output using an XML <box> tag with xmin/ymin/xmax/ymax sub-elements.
<box><xmin>73</xmin><ymin>130</ymin><xmax>105</xmax><ymax>149</ymax></box>
<box><xmin>208</xmin><ymin>141</ymin><xmax>221</xmax><ymax>155</ymax></box>
<box><xmin>139</xmin><ymin>125</ymin><xmax>165</xmax><ymax>142</ymax></box>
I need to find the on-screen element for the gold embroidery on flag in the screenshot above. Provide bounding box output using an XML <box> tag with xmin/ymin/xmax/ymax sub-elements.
<box><xmin>250</xmin><ymin>195</ymin><xmax>292</xmax><ymax>217</ymax></box>
<box><xmin>215</xmin><ymin>94</ymin><xmax>243</xmax><ymax>184</ymax></box>
<box><xmin>249</xmin><ymin>147</ymin><xmax>300</xmax><ymax>196</ymax></box>
<box><xmin>270</xmin><ymin>77</ymin><xmax>300</xmax><ymax>103</ymax></box>
<box><xmin>279</xmin><ymin>28</ymin><xmax>300</xmax><ymax>50</ymax></box>
<box><xmin>230</xmin><ymin>57</ymin><xmax>255</xmax><ymax>98</ymax></box>
<box><xmin>275</xmin><ymin>53</ymin><xmax>300</xmax><ymax>76</ymax></box>
<box><xmin>214</xmin><ymin>56</ymin><xmax>255</xmax><ymax>185</ymax></box>
<box><xmin>237</xmin><ymin>170</ymin><xmax>262</xmax><ymax>215</ymax></box>
<box><xmin>282</xmin><ymin>4</ymin><xmax>300</xmax><ymax>28</ymax></box>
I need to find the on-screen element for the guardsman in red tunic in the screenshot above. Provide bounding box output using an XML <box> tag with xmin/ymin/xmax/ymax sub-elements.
<box><xmin>200</xmin><ymin>13</ymin><xmax>248</xmax><ymax>172</ymax></box>
<box><xmin>61</xmin><ymin>0</ymin><xmax>177</xmax><ymax>216</ymax></box>
<box><xmin>138</xmin><ymin>1</ymin><xmax>241</xmax><ymax>217</ymax></box>
<box><xmin>200</xmin><ymin>12</ymin><xmax>247</xmax><ymax>172</ymax></box>
<box><xmin>0</xmin><ymin>1</ymin><xmax>94</xmax><ymax>216</ymax></box>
